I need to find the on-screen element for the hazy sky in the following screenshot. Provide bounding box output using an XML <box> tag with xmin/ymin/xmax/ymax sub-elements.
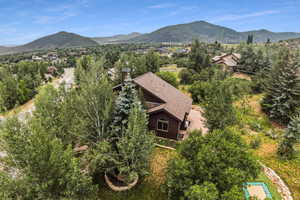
<box><xmin>0</xmin><ymin>0</ymin><xmax>299</xmax><ymax>45</ymax></box>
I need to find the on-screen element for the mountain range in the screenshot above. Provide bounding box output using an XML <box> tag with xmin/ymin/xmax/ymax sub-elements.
<box><xmin>128</xmin><ymin>21</ymin><xmax>300</xmax><ymax>43</ymax></box>
<box><xmin>1</xmin><ymin>21</ymin><xmax>300</xmax><ymax>55</ymax></box>
<box><xmin>92</xmin><ymin>32</ymin><xmax>141</xmax><ymax>44</ymax></box>
<box><xmin>0</xmin><ymin>31</ymin><xmax>98</xmax><ymax>55</ymax></box>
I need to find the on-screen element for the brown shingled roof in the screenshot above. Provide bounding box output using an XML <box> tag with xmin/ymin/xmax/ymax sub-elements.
<box><xmin>133</xmin><ymin>72</ymin><xmax>192</xmax><ymax>121</ymax></box>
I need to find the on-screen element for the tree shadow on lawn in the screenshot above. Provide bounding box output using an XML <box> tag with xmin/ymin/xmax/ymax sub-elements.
<box><xmin>96</xmin><ymin>174</ymin><xmax>167</xmax><ymax>200</ymax></box>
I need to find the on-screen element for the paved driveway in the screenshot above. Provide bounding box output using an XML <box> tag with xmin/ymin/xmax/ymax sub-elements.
<box><xmin>182</xmin><ymin>105</ymin><xmax>208</xmax><ymax>139</ymax></box>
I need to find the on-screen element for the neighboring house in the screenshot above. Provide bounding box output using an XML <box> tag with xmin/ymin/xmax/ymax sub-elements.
<box><xmin>212</xmin><ymin>53</ymin><xmax>241</xmax><ymax>69</ymax></box>
<box><xmin>32</xmin><ymin>55</ymin><xmax>43</xmax><ymax>61</ymax></box>
<box><xmin>114</xmin><ymin>72</ymin><xmax>193</xmax><ymax>140</ymax></box>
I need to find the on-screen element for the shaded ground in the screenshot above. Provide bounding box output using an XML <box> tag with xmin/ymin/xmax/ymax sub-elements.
<box><xmin>98</xmin><ymin>147</ymin><xmax>176</xmax><ymax>200</ymax></box>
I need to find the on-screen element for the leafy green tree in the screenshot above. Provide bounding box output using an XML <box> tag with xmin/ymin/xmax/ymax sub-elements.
<box><xmin>166</xmin><ymin>129</ymin><xmax>260</xmax><ymax>200</ymax></box>
<box><xmin>189</xmin><ymin>81</ymin><xmax>213</xmax><ymax>104</ymax></box>
<box><xmin>33</xmin><ymin>84</ymin><xmax>82</xmax><ymax>146</ymax></box>
<box><xmin>179</xmin><ymin>68</ymin><xmax>193</xmax><ymax>84</ymax></box>
<box><xmin>189</xmin><ymin>40</ymin><xmax>211</xmax><ymax>72</ymax></box>
<box><xmin>0</xmin><ymin>61</ymin><xmax>49</xmax><ymax>111</ymax></box>
<box><xmin>145</xmin><ymin>50</ymin><xmax>160</xmax><ymax>73</ymax></box>
<box><xmin>74</xmin><ymin>55</ymin><xmax>94</xmax><ymax>84</ymax></box>
<box><xmin>203</xmin><ymin>81</ymin><xmax>236</xmax><ymax>130</ymax></box>
<box><xmin>262</xmin><ymin>49</ymin><xmax>300</xmax><ymax>124</ymax></box>
<box><xmin>104</xmin><ymin>49</ymin><xmax>120</xmax><ymax>69</ymax></box>
<box><xmin>277</xmin><ymin>115</ymin><xmax>300</xmax><ymax>159</ymax></box>
<box><xmin>0</xmin><ymin>118</ymin><xmax>98</xmax><ymax>200</ymax></box>
<box><xmin>156</xmin><ymin>71</ymin><xmax>179</xmax><ymax>88</ymax></box>
<box><xmin>76</xmin><ymin>59</ymin><xmax>115</xmax><ymax>142</ymax></box>
<box><xmin>184</xmin><ymin>182</ymin><xmax>219</xmax><ymax>200</ymax></box>
<box><xmin>220</xmin><ymin>186</ymin><xmax>244</xmax><ymax>200</ymax></box>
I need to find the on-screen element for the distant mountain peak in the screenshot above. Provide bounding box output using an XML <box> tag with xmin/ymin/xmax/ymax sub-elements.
<box><xmin>129</xmin><ymin>20</ymin><xmax>300</xmax><ymax>43</ymax></box>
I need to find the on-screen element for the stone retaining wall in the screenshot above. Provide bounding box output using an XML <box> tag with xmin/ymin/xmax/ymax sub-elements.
<box><xmin>261</xmin><ymin>163</ymin><xmax>293</xmax><ymax>200</ymax></box>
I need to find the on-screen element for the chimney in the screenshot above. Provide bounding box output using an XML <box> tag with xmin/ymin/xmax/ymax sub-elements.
<box><xmin>121</xmin><ymin>67</ymin><xmax>131</xmax><ymax>82</ymax></box>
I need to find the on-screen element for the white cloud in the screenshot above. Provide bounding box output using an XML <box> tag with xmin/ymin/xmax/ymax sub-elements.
<box><xmin>168</xmin><ymin>6</ymin><xmax>198</xmax><ymax>16</ymax></box>
<box><xmin>211</xmin><ymin>10</ymin><xmax>280</xmax><ymax>23</ymax></box>
<box><xmin>34</xmin><ymin>11</ymin><xmax>77</xmax><ymax>24</ymax></box>
<box><xmin>148</xmin><ymin>3</ymin><xmax>176</xmax><ymax>9</ymax></box>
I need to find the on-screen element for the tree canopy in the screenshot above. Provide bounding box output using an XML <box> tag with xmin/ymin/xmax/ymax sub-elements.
<box><xmin>166</xmin><ymin>129</ymin><xmax>260</xmax><ymax>200</ymax></box>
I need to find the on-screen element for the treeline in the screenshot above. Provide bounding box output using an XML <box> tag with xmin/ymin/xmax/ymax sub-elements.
<box><xmin>0</xmin><ymin>61</ymin><xmax>52</xmax><ymax>112</ymax></box>
<box><xmin>0</xmin><ymin>56</ymin><xmax>155</xmax><ymax>199</ymax></box>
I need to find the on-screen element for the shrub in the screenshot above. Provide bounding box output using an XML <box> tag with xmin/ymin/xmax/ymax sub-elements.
<box><xmin>189</xmin><ymin>81</ymin><xmax>212</xmax><ymax>104</ymax></box>
<box><xmin>250</xmin><ymin>137</ymin><xmax>261</xmax><ymax>149</ymax></box>
<box><xmin>179</xmin><ymin>68</ymin><xmax>193</xmax><ymax>84</ymax></box>
<box><xmin>264</xmin><ymin>129</ymin><xmax>278</xmax><ymax>140</ymax></box>
<box><xmin>156</xmin><ymin>71</ymin><xmax>179</xmax><ymax>88</ymax></box>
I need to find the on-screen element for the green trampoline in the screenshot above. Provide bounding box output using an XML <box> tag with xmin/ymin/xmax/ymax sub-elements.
<box><xmin>243</xmin><ymin>182</ymin><xmax>272</xmax><ymax>200</ymax></box>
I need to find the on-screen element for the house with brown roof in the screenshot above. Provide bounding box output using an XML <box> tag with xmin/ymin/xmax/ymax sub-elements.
<box><xmin>212</xmin><ymin>53</ymin><xmax>241</xmax><ymax>69</ymax></box>
<box><xmin>115</xmin><ymin>72</ymin><xmax>193</xmax><ymax>140</ymax></box>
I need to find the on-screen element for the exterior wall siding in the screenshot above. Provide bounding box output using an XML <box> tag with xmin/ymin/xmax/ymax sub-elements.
<box><xmin>148</xmin><ymin>111</ymin><xmax>180</xmax><ymax>140</ymax></box>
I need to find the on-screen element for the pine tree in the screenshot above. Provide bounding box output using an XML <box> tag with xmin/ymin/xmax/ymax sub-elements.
<box><xmin>189</xmin><ymin>40</ymin><xmax>211</xmax><ymax>73</ymax></box>
<box><xmin>262</xmin><ymin>49</ymin><xmax>300</xmax><ymax>124</ymax></box>
<box><xmin>114</xmin><ymin>99</ymin><xmax>155</xmax><ymax>183</ymax></box>
<box><xmin>247</xmin><ymin>34</ymin><xmax>254</xmax><ymax>44</ymax></box>
<box><xmin>277</xmin><ymin>115</ymin><xmax>300</xmax><ymax>159</ymax></box>
<box><xmin>110</xmin><ymin>79</ymin><xmax>137</xmax><ymax>137</ymax></box>
<box><xmin>236</xmin><ymin>46</ymin><xmax>260</xmax><ymax>74</ymax></box>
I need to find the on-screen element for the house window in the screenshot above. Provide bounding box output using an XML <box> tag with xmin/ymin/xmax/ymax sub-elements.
<box><xmin>157</xmin><ymin>119</ymin><xmax>169</xmax><ymax>132</ymax></box>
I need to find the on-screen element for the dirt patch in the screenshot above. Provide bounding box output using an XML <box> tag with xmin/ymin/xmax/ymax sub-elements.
<box><xmin>232</xmin><ymin>72</ymin><xmax>252</xmax><ymax>81</ymax></box>
<box><xmin>256</xmin><ymin>143</ymin><xmax>277</xmax><ymax>158</ymax></box>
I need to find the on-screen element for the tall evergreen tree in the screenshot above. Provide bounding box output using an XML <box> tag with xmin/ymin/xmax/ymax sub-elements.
<box><xmin>110</xmin><ymin>79</ymin><xmax>137</xmax><ymax>137</ymax></box>
<box><xmin>189</xmin><ymin>40</ymin><xmax>211</xmax><ymax>73</ymax></box>
<box><xmin>246</xmin><ymin>34</ymin><xmax>254</xmax><ymax>44</ymax></box>
<box><xmin>262</xmin><ymin>49</ymin><xmax>300</xmax><ymax>124</ymax></box>
<box><xmin>114</xmin><ymin>99</ymin><xmax>154</xmax><ymax>183</ymax></box>
<box><xmin>277</xmin><ymin>115</ymin><xmax>300</xmax><ymax>159</ymax></box>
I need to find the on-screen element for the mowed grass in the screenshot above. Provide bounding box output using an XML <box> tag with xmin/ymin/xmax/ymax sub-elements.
<box><xmin>97</xmin><ymin>147</ymin><xmax>176</xmax><ymax>200</ymax></box>
<box><xmin>236</xmin><ymin>94</ymin><xmax>300</xmax><ymax>199</ymax></box>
